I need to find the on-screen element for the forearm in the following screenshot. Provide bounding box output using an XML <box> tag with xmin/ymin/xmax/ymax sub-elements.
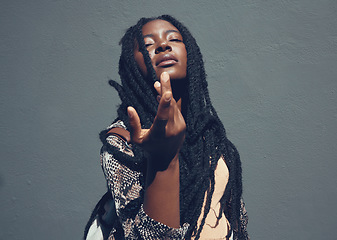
<box><xmin>143</xmin><ymin>154</ymin><xmax>180</xmax><ymax>228</ymax></box>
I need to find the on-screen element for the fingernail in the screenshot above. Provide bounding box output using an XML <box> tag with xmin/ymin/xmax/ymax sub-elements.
<box><xmin>154</xmin><ymin>81</ymin><xmax>160</xmax><ymax>88</ymax></box>
<box><xmin>164</xmin><ymin>93</ymin><xmax>171</xmax><ymax>102</ymax></box>
<box><xmin>127</xmin><ymin>108</ymin><xmax>132</xmax><ymax>118</ymax></box>
<box><xmin>162</xmin><ymin>72</ymin><xmax>169</xmax><ymax>82</ymax></box>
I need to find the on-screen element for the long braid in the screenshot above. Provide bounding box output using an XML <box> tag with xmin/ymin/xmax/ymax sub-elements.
<box><xmin>105</xmin><ymin>15</ymin><xmax>248</xmax><ymax>240</ymax></box>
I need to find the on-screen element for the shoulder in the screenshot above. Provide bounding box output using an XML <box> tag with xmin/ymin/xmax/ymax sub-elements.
<box><xmin>102</xmin><ymin>120</ymin><xmax>133</xmax><ymax>157</ymax></box>
<box><xmin>106</xmin><ymin>120</ymin><xmax>128</xmax><ymax>131</ymax></box>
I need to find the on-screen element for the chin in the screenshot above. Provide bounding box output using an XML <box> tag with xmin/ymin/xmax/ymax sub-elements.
<box><xmin>156</xmin><ymin>68</ymin><xmax>186</xmax><ymax>81</ymax></box>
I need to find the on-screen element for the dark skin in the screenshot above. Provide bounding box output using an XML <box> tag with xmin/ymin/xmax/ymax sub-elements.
<box><xmin>128</xmin><ymin>20</ymin><xmax>187</xmax><ymax>228</ymax></box>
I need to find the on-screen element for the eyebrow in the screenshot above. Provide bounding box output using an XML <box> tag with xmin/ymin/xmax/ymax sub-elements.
<box><xmin>143</xmin><ymin>30</ymin><xmax>180</xmax><ymax>38</ymax></box>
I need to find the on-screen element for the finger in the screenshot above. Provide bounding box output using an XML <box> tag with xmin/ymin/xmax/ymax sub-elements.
<box><xmin>157</xmin><ymin>91</ymin><xmax>172</xmax><ymax>120</ymax></box>
<box><xmin>152</xmin><ymin>91</ymin><xmax>172</xmax><ymax>135</ymax></box>
<box><xmin>160</xmin><ymin>72</ymin><xmax>172</xmax><ymax>95</ymax></box>
<box><xmin>127</xmin><ymin>106</ymin><xmax>142</xmax><ymax>142</ymax></box>
<box><xmin>154</xmin><ymin>81</ymin><xmax>161</xmax><ymax>95</ymax></box>
<box><xmin>154</xmin><ymin>81</ymin><xmax>162</xmax><ymax>103</ymax></box>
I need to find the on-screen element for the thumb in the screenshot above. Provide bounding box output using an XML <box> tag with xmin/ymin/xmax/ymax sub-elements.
<box><xmin>127</xmin><ymin>106</ymin><xmax>142</xmax><ymax>143</ymax></box>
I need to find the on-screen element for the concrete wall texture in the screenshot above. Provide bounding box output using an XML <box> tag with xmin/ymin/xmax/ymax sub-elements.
<box><xmin>1</xmin><ymin>0</ymin><xmax>336</xmax><ymax>239</ymax></box>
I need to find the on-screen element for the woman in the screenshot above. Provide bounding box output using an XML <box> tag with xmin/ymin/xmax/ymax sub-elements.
<box><xmin>85</xmin><ymin>15</ymin><xmax>249</xmax><ymax>240</ymax></box>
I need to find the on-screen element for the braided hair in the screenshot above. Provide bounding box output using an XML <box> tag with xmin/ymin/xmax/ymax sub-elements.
<box><xmin>104</xmin><ymin>15</ymin><xmax>249</xmax><ymax>240</ymax></box>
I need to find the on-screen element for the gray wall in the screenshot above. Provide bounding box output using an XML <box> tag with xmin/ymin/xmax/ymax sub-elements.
<box><xmin>1</xmin><ymin>0</ymin><xmax>336</xmax><ymax>239</ymax></box>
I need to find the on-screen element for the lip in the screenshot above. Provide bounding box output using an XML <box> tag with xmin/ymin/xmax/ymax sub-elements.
<box><xmin>155</xmin><ymin>54</ymin><xmax>178</xmax><ymax>67</ymax></box>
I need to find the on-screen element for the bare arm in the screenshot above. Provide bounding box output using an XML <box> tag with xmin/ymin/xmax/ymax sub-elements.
<box><xmin>127</xmin><ymin>72</ymin><xmax>185</xmax><ymax>228</ymax></box>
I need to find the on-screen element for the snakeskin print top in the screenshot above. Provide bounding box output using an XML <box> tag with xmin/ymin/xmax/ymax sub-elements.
<box><xmin>100</xmin><ymin>120</ymin><xmax>248</xmax><ymax>239</ymax></box>
<box><xmin>101</xmin><ymin>121</ymin><xmax>189</xmax><ymax>239</ymax></box>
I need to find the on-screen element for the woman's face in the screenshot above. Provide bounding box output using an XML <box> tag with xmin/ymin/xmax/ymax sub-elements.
<box><xmin>134</xmin><ymin>19</ymin><xmax>187</xmax><ymax>81</ymax></box>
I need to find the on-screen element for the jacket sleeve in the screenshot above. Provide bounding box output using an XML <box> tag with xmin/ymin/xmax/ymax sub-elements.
<box><xmin>101</xmin><ymin>121</ymin><xmax>189</xmax><ymax>239</ymax></box>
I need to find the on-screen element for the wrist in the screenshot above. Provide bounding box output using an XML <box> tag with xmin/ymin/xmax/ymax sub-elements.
<box><xmin>145</xmin><ymin>153</ymin><xmax>179</xmax><ymax>188</ymax></box>
<box><xmin>147</xmin><ymin>152</ymin><xmax>179</xmax><ymax>172</ymax></box>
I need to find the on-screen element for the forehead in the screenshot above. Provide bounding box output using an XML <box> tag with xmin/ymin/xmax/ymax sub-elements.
<box><xmin>141</xmin><ymin>19</ymin><xmax>180</xmax><ymax>36</ymax></box>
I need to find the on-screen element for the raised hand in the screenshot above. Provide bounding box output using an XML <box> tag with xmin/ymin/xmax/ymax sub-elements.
<box><xmin>127</xmin><ymin>72</ymin><xmax>185</xmax><ymax>228</ymax></box>
<box><xmin>127</xmin><ymin>72</ymin><xmax>186</xmax><ymax>171</ymax></box>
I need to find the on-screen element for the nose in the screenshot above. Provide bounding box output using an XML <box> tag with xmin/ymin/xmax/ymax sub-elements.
<box><xmin>155</xmin><ymin>41</ymin><xmax>172</xmax><ymax>54</ymax></box>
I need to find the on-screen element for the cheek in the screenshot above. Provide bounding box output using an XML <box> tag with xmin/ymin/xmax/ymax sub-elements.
<box><xmin>181</xmin><ymin>48</ymin><xmax>187</xmax><ymax>66</ymax></box>
<box><xmin>134</xmin><ymin>51</ymin><xmax>148</xmax><ymax>77</ymax></box>
<box><xmin>176</xmin><ymin>47</ymin><xmax>187</xmax><ymax>73</ymax></box>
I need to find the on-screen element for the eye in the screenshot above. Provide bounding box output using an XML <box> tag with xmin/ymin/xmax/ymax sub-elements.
<box><xmin>145</xmin><ymin>43</ymin><xmax>153</xmax><ymax>48</ymax></box>
<box><xmin>169</xmin><ymin>38</ymin><xmax>182</xmax><ymax>42</ymax></box>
